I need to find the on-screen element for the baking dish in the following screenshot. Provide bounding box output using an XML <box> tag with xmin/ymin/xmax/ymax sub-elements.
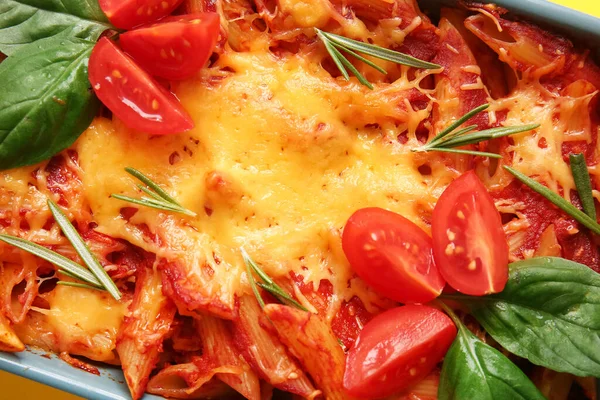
<box><xmin>0</xmin><ymin>1</ymin><xmax>599</xmax><ymax>399</ymax></box>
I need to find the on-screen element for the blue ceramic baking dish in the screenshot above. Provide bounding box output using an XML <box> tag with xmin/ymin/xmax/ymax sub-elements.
<box><xmin>1</xmin><ymin>1</ymin><xmax>599</xmax><ymax>399</ymax></box>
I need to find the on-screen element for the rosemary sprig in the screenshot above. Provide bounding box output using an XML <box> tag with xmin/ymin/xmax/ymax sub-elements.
<box><xmin>0</xmin><ymin>234</ymin><xmax>102</xmax><ymax>287</ymax></box>
<box><xmin>111</xmin><ymin>167</ymin><xmax>196</xmax><ymax>217</ymax></box>
<box><xmin>570</xmin><ymin>154</ymin><xmax>596</xmax><ymax>219</ymax></box>
<box><xmin>48</xmin><ymin>199</ymin><xmax>121</xmax><ymax>300</ymax></box>
<box><xmin>504</xmin><ymin>166</ymin><xmax>600</xmax><ymax>235</ymax></box>
<box><xmin>57</xmin><ymin>281</ymin><xmax>104</xmax><ymax>291</ymax></box>
<box><xmin>315</xmin><ymin>28</ymin><xmax>441</xmax><ymax>90</ymax></box>
<box><xmin>241</xmin><ymin>248</ymin><xmax>308</xmax><ymax>312</ymax></box>
<box><xmin>414</xmin><ymin>104</ymin><xmax>539</xmax><ymax>158</ymax></box>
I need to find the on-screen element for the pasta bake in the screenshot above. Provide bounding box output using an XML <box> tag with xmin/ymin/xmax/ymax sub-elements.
<box><xmin>0</xmin><ymin>0</ymin><xmax>599</xmax><ymax>399</ymax></box>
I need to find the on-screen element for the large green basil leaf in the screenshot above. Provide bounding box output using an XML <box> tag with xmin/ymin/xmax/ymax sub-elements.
<box><xmin>439</xmin><ymin>320</ymin><xmax>545</xmax><ymax>400</ymax></box>
<box><xmin>0</xmin><ymin>36</ymin><xmax>100</xmax><ymax>170</ymax></box>
<box><xmin>457</xmin><ymin>257</ymin><xmax>600</xmax><ymax>377</ymax></box>
<box><xmin>0</xmin><ymin>0</ymin><xmax>112</xmax><ymax>55</ymax></box>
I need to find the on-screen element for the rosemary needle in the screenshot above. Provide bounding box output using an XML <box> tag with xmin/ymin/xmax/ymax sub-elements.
<box><xmin>111</xmin><ymin>167</ymin><xmax>196</xmax><ymax>217</ymax></box>
<box><xmin>570</xmin><ymin>153</ymin><xmax>596</xmax><ymax>219</ymax></box>
<box><xmin>316</xmin><ymin>28</ymin><xmax>441</xmax><ymax>89</ymax></box>
<box><xmin>415</xmin><ymin>104</ymin><xmax>539</xmax><ymax>158</ymax></box>
<box><xmin>504</xmin><ymin>166</ymin><xmax>600</xmax><ymax>235</ymax></box>
<box><xmin>241</xmin><ymin>248</ymin><xmax>308</xmax><ymax>312</ymax></box>
<box><xmin>48</xmin><ymin>199</ymin><xmax>121</xmax><ymax>300</ymax></box>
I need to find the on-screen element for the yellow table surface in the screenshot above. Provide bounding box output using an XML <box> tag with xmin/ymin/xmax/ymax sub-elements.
<box><xmin>2</xmin><ymin>1</ymin><xmax>600</xmax><ymax>399</ymax></box>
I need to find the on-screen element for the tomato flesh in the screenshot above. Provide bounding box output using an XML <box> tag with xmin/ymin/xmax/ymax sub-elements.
<box><xmin>120</xmin><ymin>13</ymin><xmax>220</xmax><ymax>81</ymax></box>
<box><xmin>99</xmin><ymin>0</ymin><xmax>184</xmax><ymax>30</ymax></box>
<box><xmin>342</xmin><ymin>207</ymin><xmax>445</xmax><ymax>304</ymax></box>
<box><xmin>432</xmin><ymin>170</ymin><xmax>508</xmax><ymax>295</ymax></box>
<box><xmin>344</xmin><ymin>305</ymin><xmax>456</xmax><ymax>398</ymax></box>
<box><xmin>89</xmin><ymin>38</ymin><xmax>194</xmax><ymax>135</ymax></box>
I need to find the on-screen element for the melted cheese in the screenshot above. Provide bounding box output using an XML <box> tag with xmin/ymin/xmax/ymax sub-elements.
<box><xmin>491</xmin><ymin>78</ymin><xmax>599</xmax><ymax>198</ymax></box>
<box><xmin>74</xmin><ymin>50</ymin><xmax>450</xmax><ymax>318</ymax></box>
<box><xmin>16</xmin><ymin>285</ymin><xmax>126</xmax><ymax>362</ymax></box>
<box><xmin>45</xmin><ymin>285</ymin><xmax>125</xmax><ymax>343</ymax></box>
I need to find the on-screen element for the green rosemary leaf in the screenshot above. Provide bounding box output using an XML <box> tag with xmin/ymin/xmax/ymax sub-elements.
<box><xmin>329</xmin><ymin>44</ymin><xmax>373</xmax><ymax>89</ymax></box>
<box><xmin>504</xmin><ymin>166</ymin><xmax>600</xmax><ymax>235</ymax></box>
<box><xmin>429</xmin><ymin>104</ymin><xmax>489</xmax><ymax>145</ymax></box>
<box><xmin>0</xmin><ymin>234</ymin><xmax>101</xmax><ymax>286</ymax></box>
<box><xmin>256</xmin><ymin>282</ymin><xmax>308</xmax><ymax>312</ymax></box>
<box><xmin>570</xmin><ymin>154</ymin><xmax>596</xmax><ymax>219</ymax></box>
<box><xmin>125</xmin><ymin>167</ymin><xmax>177</xmax><ymax>205</ymax></box>
<box><xmin>138</xmin><ymin>184</ymin><xmax>165</xmax><ymax>203</ymax></box>
<box><xmin>58</xmin><ymin>268</ymin><xmax>102</xmax><ymax>288</ymax></box>
<box><xmin>48</xmin><ymin>199</ymin><xmax>121</xmax><ymax>300</ymax></box>
<box><xmin>241</xmin><ymin>248</ymin><xmax>308</xmax><ymax>312</ymax></box>
<box><xmin>114</xmin><ymin>168</ymin><xmax>197</xmax><ymax>217</ymax></box>
<box><xmin>241</xmin><ymin>247</ymin><xmax>266</xmax><ymax>309</ymax></box>
<box><xmin>432</xmin><ymin>124</ymin><xmax>478</xmax><ymax>145</ymax></box>
<box><xmin>317</xmin><ymin>31</ymin><xmax>350</xmax><ymax>81</ymax></box>
<box><xmin>317</xmin><ymin>29</ymin><xmax>441</xmax><ymax>70</ymax></box>
<box><xmin>415</xmin><ymin>104</ymin><xmax>538</xmax><ymax>158</ymax></box>
<box><xmin>426</xmin><ymin>147</ymin><xmax>503</xmax><ymax>159</ymax></box>
<box><xmin>57</xmin><ymin>281</ymin><xmax>105</xmax><ymax>291</ymax></box>
<box><xmin>110</xmin><ymin>194</ymin><xmax>195</xmax><ymax>216</ymax></box>
<box><xmin>440</xmin><ymin>124</ymin><xmax>539</xmax><ymax>148</ymax></box>
<box><xmin>334</xmin><ymin>44</ymin><xmax>387</xmax><ymax>75</ymax></box>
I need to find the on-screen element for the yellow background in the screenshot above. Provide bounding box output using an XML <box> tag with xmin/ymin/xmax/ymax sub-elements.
<box><xmin>1</xmin><ymin>1</ymin><xmax>599</xmax><ymax>399</ymax></box>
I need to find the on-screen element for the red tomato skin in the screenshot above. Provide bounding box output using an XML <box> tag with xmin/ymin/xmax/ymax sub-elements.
<box><xmin>99</xmin><ymin>0</ymin><xmax>184</xmax><ymax>30</ymax></box>
<box><xmin>120</xmin><ymin>13</ymin><xmax>220</xmax><ymax>81</ymax></box>
<box><xmin>432</xmin><ymin>171</ymin><xmax>508</xmax><ymax>296</ymax></box>
<box><xmin>343</xmin><ymin>305</ymin><xmax>456</xmax><ymax>399</ymax></box>
<box><xmin>89</xmin><ymin>38</ymin><xmax>194</xmax><ymax>135</ymax></box>
<box><xmin>342</xmin><ymin>208</ymin><xmax>445</xmax><ymax>304</ymax></box>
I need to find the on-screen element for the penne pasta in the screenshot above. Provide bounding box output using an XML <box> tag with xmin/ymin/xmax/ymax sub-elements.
<box><xmin>147</xmin><ymin>361</ymin><xmax>238</xmax><ymax>399</ymax></box>
<box><xmin>117</xmin><ymin>266</ymin><xmax>177</xmax><ymax>400</ymax></box>
<box><xmin>195</xmin><ymin>313</ymin><xmax>261</xmax><ymax>400</ymax></box>
<box><xmin>441</xmin><ymin>8</ymin><xmax>509</xmax><ymax>99</ymax></box>
<box><xmin>233</xmin><ymin>296</ymin><xmax>320</xmax><ymax>398</ymax></box>
<box><xmin>433</xmin><ymin>17</ymin><xmax>490</xmax><ymax>131</ymax></box>
<box><xmin>263</xmin><ymin>304</ymin><xmax>356</xmax><ymax>400</ymax></box>
<box><xmin>0</xmin><ymin>313</ymin><xmax>24</xmax><ymax>352</ymax></box>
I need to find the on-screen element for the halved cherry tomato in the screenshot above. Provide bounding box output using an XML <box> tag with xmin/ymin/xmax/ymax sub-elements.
<box><xmin>342</xmin><ymin>207</ymin><xmax>445</xmax><ymax>304</ymax></box>
<box><xmin>99</xmin><ymin>0</ymin><xmax>184</xmax><ymax>30</ymax></box>
<box><xmin>344</xmin><ymin>305</ymin><xmax>456</xmax><ymax>398</ymax></box>
<box><xmin>432</xmin><ymin>170</ymin><xmax>508</xmax><ymax>295</ymax></box>
<box><xmin>120</xmin><ymin>13</ymin><xmax>220</xmax><ymax>81</ymax></box>
<box><xmin>89</xmin><ymin>38</ymin><xmax>194</xmax><ymax>135</ymax></box>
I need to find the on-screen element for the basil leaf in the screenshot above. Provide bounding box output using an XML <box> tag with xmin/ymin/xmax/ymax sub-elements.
<box><xmin>0</xmin><ymin>0</ymin><xmax>112</xmax><ymax>55</ymax></box>
<box><xmin>0</xmin><ymin>36</ymin><xmax>100</xmax><ymax>170</ymax></box>
<box><xmin>439</xmin><ymin>321</ymin><xmax>545</xmax><ymax>400</ymax></box>
<box><xmin>455</xmin><ymin>257</ymin><xmax>600</xmax><ymax>377</ymax></box>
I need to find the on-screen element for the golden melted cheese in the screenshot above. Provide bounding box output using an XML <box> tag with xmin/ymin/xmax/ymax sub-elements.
<box><xmin>74</xmin><ymin>50</ymin><xmax>452</xmax><ymax>319</ymax></box>
<box><xmin>16</xmin><ymin>285</ymin><xmax>126</xmax><ymax>362</ymax></box>
<box><xmin>485</xmin><ymin>78</ymin><xmax>599</xmax><ymax>198</ymax></box>
<box><xmin>46</xmin><ymin>285</ymin><xmax>125</xmax><ymax>344</ymax></box>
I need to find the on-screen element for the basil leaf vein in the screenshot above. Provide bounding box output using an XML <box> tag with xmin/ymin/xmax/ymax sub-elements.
<box><xmin>0</xmin><ymin>36</ymin><xmax>100</xmax><ymax>170</ymax></box>
<box><xmin>450</xmin><ymin>257</ymin><xmax>600</xmax><ymax>377</ymax></box>
<box><xmin>0</xmin><ymin>0</ymin><xmax>112</xmax><ymax>55</ymax></box>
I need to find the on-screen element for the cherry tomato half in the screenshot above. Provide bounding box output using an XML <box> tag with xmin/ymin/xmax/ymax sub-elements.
<box><xmin>342</xmin><ymin>207</ymin><xmax>445</xmax><ymax>304</ymax></box>
<box><xmin>89</xmin><ymin>38</ymin><xmax>194</xmax><ymax>135</ymax></box>
<box><xmin>99</xmin><ymin>0</ymin><xmax>184</xmax><ymax>30</ymax></box>
<box><xmin>344</xmin><ymin>305</ymin><xmax>456</xmax><ymax>398</ymax></box>
<box><xmin>432</xmin><ymin>170</ymin><xmax>508</xmax><ymax>296</ymax></box>
<box><xmin>120</xmin><ymin>13</ymin><xmax>220</xmax><ymax>81</ymax></box>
